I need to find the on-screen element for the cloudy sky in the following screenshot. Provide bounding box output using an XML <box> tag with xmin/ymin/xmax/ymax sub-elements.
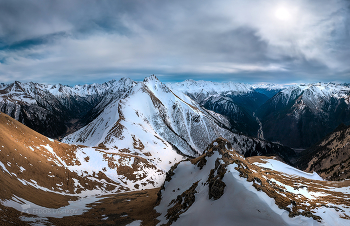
<box><xmin>0</xmin><ymin>0</ymin><xmax>349</xmax><ymax>85</ymax></box>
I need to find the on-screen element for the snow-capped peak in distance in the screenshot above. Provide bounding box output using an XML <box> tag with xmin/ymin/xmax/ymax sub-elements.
<box><xmin>0</xmin><ymin>77</ymin><xmax>135</xmax><ymax>99</ymax></box>
<box><xmin>256</xmin><ymin>82</ymin><xmax>350</xmax><ymax>148</ymax></box>
<box><xmin>251</xmin><ymin>83</ymin><xmax>290</xmax><ymax>90</ymax></box>
<box><xmin>277</xmin><ymin>82</ymin><xmax>350</xmax><ymax>104</ymax></box>
<box><xmin>47</xmin><ymin>77</ymin><xmax>135</xmax><ymax>97</ymax></box>
<box><xmin>0</xmin><ymin>77</ymin><xmax>137</xmax><ymax>138</ymax></box>
<box><xmin>168</xmin><ymin>80</ymin><xmax>350</xmax><ymax>95</ymax></box>
<box><xmin>167</xmin><ymin>79</ymin><xmax>253</xmax><ymax>94</ymax></box>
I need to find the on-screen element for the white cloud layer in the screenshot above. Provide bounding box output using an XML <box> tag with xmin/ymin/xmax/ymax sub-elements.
<box><xmin>0</xmin><ymin>0</ymin><xmax>349</xmax><ymax>84</ymax></box>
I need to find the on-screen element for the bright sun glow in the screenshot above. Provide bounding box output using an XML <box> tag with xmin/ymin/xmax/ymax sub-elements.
<box><xmin>275</xmin><ymin>7</ymin><xmax>291</xmax><ymax>21</ymax></box>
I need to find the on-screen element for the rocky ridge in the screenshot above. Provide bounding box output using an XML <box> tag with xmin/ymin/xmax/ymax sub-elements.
<box><xmin>156</xmin><ymin>138</ymin><xmax>350</xmax><ymax>226</ymax></box>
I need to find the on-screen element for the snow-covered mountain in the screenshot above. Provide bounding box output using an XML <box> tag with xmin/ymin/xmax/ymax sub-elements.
<box><xmin>167</xmin><ymin>79</ymin><xmax>253</xmax><ymax>96</ymax></box>
<box><xmin>168</xmin><ymin>80</ymin><xmax>287</xmax><ymax>99</ymax></box>
<box><xmin>257</xmin><ymin>83</ymin><xmax>350</xmax><ymax>148</ymax></box>
<box><xmin>168</xmin><ymin>80</ymin><xmax>279</xmax><ymax>137</ymax></box>
<box><xmin>63</xmin><ymin>75</ymin><xmax>295</xmax><ymax>162</ymax></box>
<box><xmin>156</xmin><ymin>138</ymin><xmax>350</xmax><ymax>225</ymax></box>
<box><xmin>3</xmin><ymin>77</ymin><xmax>350</xmax><ymax>150</ymax></box>
<box><xmin>0</xmin><ymin>78</ymin><xmax>135</xmax><ymax>139</ymax></box>
<box><xmin>168</xmin><ymin>80</ymin><xmax>287</xmax><ymax>94</ymax></box>
<box><xmin>169</xmin><ymin>80</ymin><xmax>350</xmax><ymax>148</ymax></box>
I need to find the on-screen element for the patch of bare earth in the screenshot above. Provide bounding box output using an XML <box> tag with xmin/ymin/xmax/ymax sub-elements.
<box><xmin>48</xmin><ymin>188</ymin><xmax>160</xmax><ymax>226</ymax></box>
<box><xmin>0</xmin><ymin>204</ymin><xmax>30</xmax><ymax>226</ymax></box>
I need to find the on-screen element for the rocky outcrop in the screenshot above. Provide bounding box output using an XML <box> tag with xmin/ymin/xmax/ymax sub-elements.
<box><xmin>165</xmin><ymin>181</ymin><xmax>199</xmax><ymax>225</ymax></box>
<box><xmin>207</xmin><ymin>160</ymin><xmax>227</xmax><ymax>200</ymax></box>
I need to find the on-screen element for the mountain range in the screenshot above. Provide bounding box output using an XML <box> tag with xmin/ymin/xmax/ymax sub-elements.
<box><xmin>4</xmin><ymin>77</ymin><xmax>350</xmax><ymax>150</ymax></box>
<box><xmin>1</xmin><ymin>75</ymin><xmax>350</xmax><ymax>225</ymax></box>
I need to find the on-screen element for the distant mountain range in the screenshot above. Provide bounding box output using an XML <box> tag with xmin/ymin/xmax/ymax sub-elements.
<box><xmin>0</xmin><ymin>78</ymin><xmax>134</xmax><ymax>139</ymax></box>
<box><xmin>4</xmin><ymin>78</ymin><xmax>350</xmax><ymax>150</ymax></box>
<box><xmin>257</xmin><ymin>83</ymin><xmax>350</xmax><ymax>148</ymax></box>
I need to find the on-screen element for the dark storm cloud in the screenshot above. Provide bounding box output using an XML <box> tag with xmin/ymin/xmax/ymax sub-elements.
<box><xmin>0</xmin><ymin>0</ymin><xmax>349</xmax><ymax>85</ymax></box>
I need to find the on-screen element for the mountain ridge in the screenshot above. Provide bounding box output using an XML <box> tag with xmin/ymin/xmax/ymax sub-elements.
<box><xmin>155</xmin><ymin>137</ymin><xmax>350</xmax><ymax>225</ymax></box>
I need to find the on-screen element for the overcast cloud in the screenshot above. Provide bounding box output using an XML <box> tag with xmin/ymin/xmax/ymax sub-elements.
<box><xmin>0</xmin><ymin>0</ymin><xmax>349</xmax><ymax>85</ymax></box>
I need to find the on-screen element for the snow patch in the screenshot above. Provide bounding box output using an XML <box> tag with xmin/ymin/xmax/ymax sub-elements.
<box><xmin>253</xmin><ymin>158</ymin><xmax>324</xmax><ymax>180</ymax></box>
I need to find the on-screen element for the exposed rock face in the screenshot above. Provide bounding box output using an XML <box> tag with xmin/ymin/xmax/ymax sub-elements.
<box><xmin>208</xmin><ymin>161</ymin><xmax>227</xmax><ymax>200</ymax></box>
<box><xmin>165</xmin><ymin>181</ymin><xmax>199</xmax><ymax>225</ymax></box>
<box><xmin>200</xmin><ymin>94</ymin><xmax>260</xmax><ymax>137</ymax></box>
<box><xmin>169</xmin><ymin>80</ymin><xmax>271</xmax><ymax>137</ymax></box>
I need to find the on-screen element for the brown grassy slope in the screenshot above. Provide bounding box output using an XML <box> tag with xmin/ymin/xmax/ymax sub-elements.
<box><xmin>296</xmin><ymin>124</ymin><xmax>350</xmax><ymax>180</ymax></box>
<box><xmin>0</xmin><ymin>112</ymin><xmax>119</xmax><ymax>208</ymax></box>
<box><xmin>0</xmin><ymin>188</ymin><xmax>160</xmax><ymax>226</ymax></box>
<box><xmin>0</xmin><ymin>204</ymin><xmax>30</xmax><ymax>226</ymax></box>
<box><xmin>48</xmin><ymin>188</ymin><xmax>160</xmax><ymax>226</ymax></box>
<box><xmin>0</xmin><ymin>112</ymin><xmax>163</xmax><ymax>225</ymax></box>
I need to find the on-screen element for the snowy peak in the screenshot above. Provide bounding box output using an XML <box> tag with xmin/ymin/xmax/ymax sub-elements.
<box><xmin>257</xmin><ymin>82</ymin><xmax>350</xmax><ymax>148</ymax></box>
<box><xmin>142</xmin><ymin>75</ymin><xmax>170</xmax><ymax>95</ymax></box>
<box><xmin>280</xmin><ymin>83</ymin><xmax>350</xmax><ymax>102</ymax></box>
<box><xmin>169</xmin><ymin>80</ymin><xmax>350</xmax><ymax>101</ymax></box>
<box><xmin>251</xmin><ymin>83</ymin><xmax>289</xmax><ymax>90</ymax></box>
<box><xmin>266</xmin><ymin>82</ymin><xmax>350</xmax><ymax>114</ymax></box>
<box><xmin>63</xmin><ymin>75</ymin><xmax>296</xmax><ymax>165</ymax></box>
<box><xmin>143</xmin><ymin>74</ymin><xmax>160</xmax><ymax>83</ymax></box>
<box><xmin>0</xmin><ymin>77</ymin><xmax>136</xmax><ymax>99</ymax></box>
